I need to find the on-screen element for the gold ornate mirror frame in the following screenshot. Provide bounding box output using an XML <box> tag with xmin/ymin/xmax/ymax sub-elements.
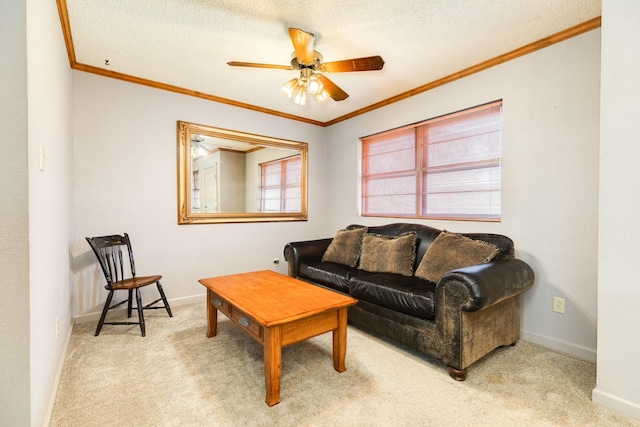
<box><xmin>177</xmin><ymin>121</ymin><xmax>308</xmax><ymax>224</ymax></box>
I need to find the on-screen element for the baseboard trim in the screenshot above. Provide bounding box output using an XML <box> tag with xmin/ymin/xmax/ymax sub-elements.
<box><xmin>593</xmin><ymin>388</ymin><xmax>640</xmax><ymax>421</ymax></box>
<box><xmin>43</xmin><ymin>322</ymin><xmax>73</xmax><ymax>427</ymax></box>
<box><xmin>520</xmin><ymin>329</ymin><xmax>596</xmax><ymax>362</ymax></box>
<box><xmin>73</xmin><ymin>293</ymin><xmax>206</xmax><ymax>324</ymax></box>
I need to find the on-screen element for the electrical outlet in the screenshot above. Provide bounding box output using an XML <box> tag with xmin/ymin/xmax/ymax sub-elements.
<box><xmin>56</xmin><ymin>316</ymin><xmax>60</xmax><ymax>339</ymax></box>
<box><xmin>553</xmin><ymin>297</ymin><xmax>565</xmax><ymax>314</ymax></box>
<box><xmin>273</xmin><ymin>258</ymin><xmax>280</xmax><ymax>266</ymax></box>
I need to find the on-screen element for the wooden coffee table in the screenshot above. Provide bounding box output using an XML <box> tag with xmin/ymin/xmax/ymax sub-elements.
<box><xmin>199</xmin><ymin>270</ymin><xmax>357</xmax><ymax>406</ymax></box>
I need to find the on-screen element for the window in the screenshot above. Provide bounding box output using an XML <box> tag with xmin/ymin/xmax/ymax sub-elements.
<box><xmin>361</xmin><ymin>101</ymin><xmax>502</xmax><ymax>221</ymax></box>
<box><xmin>260</xmin><ymin>155</ymin><xmax>302</xmax><ymax>212</ymax></box>
<box><xmin>192</xmin><ymin>170</ymin><xmax>200</xmax><ymax>210</ymax></box>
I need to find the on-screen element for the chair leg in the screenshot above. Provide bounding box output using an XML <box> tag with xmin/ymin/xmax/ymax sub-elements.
<box><xmin>156</xmin><ymin>281</ymin><xmax>173</xmax><ymax>317</ymax></box>
<box><xmin>95</xmin><ymin>290</ymin><xmax>115</xmax><ymax>336</ymax></box>
<box><xmin>135</xmin><ymin>288</ymin><xmax>145</xmax><ymax>337</ymax></box>
<box><xmin>127</xmin><ymin>289</ymin><xmax>133</xmax><ymax>318</ymax></box>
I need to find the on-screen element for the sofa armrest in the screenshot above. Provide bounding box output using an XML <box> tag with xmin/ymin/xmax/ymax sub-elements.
<box><xmin>437</xmin><ymin>258</ymin><xmax>535</xmax><ymax>312</ymax></box>
<box><xmin>435</xmin><ymin>258</ymin><xmax>534</xmax><ymax>372</ymax></box>
<box><xmin>283</xmin><ymin>238</ymin><xmax>333</xmax><ymax>278</ymax></box>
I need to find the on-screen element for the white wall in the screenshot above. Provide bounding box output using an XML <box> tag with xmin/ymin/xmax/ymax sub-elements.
<box><xmin>593</xmin><ymin>0</ymin><xmax>640</xmax><ymax>420</ymax></box>
<box><xmin>0</xmin><ymin>1</ymin><xmax>74</xmax><ymax>426</ymax></box>
<box><xmin>326</xmin><ymin>30</ymin><xmax>602</xmax><ymax>361</ymax></box>
<box><xmin>26</xmin><ymin>0</ymin><xmax>75</xmax><ymax>425</ymax></box>
<box><xmin>71</xmin><ymin>72</ymin><xmax>327</xmax><ymax>317</ymax></box>
<box><xmin>0</xmin><ymin>1</ymin><xmax>31</xmax><ymax>425</ymax></box>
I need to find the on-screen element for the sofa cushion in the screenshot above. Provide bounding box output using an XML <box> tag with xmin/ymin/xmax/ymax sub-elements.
<box><xmin>415</xmin><ymin>231</ymin><xmax>500</xmax><ymax>283</ymax></box>
<box><xmin>358</xmin><ymin>232</ymin><xmax>417</xmax><ymax>276</ymax></box>
<box><xmin>349</xmin><ymin>273</ymin><xmax>436</xmax><ymax>320</ymax></box>
<box><xmin>299</xmin><ymin>261</ymin><xmax>365</xmax><ymax>293</ymax></box>
<box><xmin>321</xmin><ymin>227</ymin><xmax>367</xmax><ymax>267</ymax></box>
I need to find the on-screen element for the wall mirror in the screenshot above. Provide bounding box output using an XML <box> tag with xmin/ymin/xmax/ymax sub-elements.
<box><xmin>177</xmin><ymin>121</ymin><xmax>308</xmax><ymax>224</ymax></box>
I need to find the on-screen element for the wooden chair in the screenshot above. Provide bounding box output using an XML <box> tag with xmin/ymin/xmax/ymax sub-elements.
<box><xmin>86</xmin><ymin>233</ymin><xmax>172</xmax><ymax>336</ymax></box>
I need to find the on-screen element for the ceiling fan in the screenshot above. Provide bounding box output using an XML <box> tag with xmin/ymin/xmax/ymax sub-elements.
<box><xmin>191</xmin><ymin>135</ymin><xmax>213</xmax><ymax>159</ymax></box>
<box><xmin>228</xmin><ymin>28</ymin><xmax>385</xmax><ymax>105</ymax></box>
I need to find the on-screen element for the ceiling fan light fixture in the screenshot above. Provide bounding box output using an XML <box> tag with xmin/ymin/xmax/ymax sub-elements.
<box><xmin>281</xmin><ymin>78</ymin><xmax>300</xmax><ymax>98</ymax></box>
<box><xmin>307</xmin><ymin>75</ymin><xmax>323</xmax><ymax>95</ymax></box>
<box><xmin>283</xmin><ymin>68</ymin><xmax>324</xmax><ymax>105</ymax></box>
<box><xmin>190</xmin><ymin>141</ymin><xmax>207</xmax><ymax>159</ymax></box>
<box><xmin>315</xmin><ymin>89</ymin><xmax>329</xmax><ymax>103</ymax></box>
<box><xmin>292</xmin><ymin>85</ymin><xmax>307</xmax><ymax>105</ymax></box>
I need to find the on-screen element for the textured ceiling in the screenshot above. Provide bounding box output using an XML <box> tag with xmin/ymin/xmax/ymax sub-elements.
<box><xmin>61</xmin><ymin>0</ymin><xmax>601</xmax><ymax>125</ymax></box>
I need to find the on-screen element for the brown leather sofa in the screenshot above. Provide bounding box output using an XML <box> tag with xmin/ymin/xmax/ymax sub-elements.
<box><xmin>283</xmin><ymin>223</ymin><xmax>535</xmax><ymax>380</ymax></box>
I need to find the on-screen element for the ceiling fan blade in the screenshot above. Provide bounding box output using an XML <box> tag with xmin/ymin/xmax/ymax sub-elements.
<box><xmin>289</xmin><ymin>28</ymin><xmax>315</xmax><ymax>64</ymax></box>
<box><xmin>317</xmin><ymin>75</ymin><xmax>349</xmax><ymax>101</ymax></box>
<box><xmin>227</xmin><ymin>61</ymin><xmax>293</xmax><ymax>70</ymax></box>
<box><xmin>320</xmin><ymin>56</ymin><xmax>385</xmax><ymax>73</ymax></box>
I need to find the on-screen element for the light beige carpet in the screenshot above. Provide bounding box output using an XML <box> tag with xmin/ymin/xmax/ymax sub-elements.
<box><xmin>50</xmin><ymin>303</ymin><xmax>639</xmax><ymax>426</ymax></box>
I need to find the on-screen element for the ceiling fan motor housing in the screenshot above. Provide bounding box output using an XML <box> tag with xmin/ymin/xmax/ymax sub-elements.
<box><xmin>290</xmin><ymin>51</ymin><xmax>323</xmax><ymax>69</ymax></box>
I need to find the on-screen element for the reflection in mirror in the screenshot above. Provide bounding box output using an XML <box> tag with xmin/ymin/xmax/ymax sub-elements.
<box><xmin>177</xmin><ymin>121</ymin><xmax>308</xmax><ymax>224</ymax></box>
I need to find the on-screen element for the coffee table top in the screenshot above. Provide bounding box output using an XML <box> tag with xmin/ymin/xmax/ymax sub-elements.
<box><xmin>199</xmin><ymin>270</ymin><xmax>357</xmax><ymax>327</ymax></box>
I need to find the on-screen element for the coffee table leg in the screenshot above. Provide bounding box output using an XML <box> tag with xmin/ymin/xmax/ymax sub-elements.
<box><xmin>333</xmin><ymin>307</ymin><xmax>348</xmax><ymax>372</ymax></box>
<box><xmin>206</xmin><ymin>289</ymin><xmax>218</xmax><ymax>338</ymax></box>
<box><xmin>264</xmin><ymin>325</ymin><xmax>282</xmax><ymax>406</ymax></box>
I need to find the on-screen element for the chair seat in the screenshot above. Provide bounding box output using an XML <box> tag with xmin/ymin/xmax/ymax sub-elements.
<box><xmin>111</xmin><ymin>275</ymin><xmax>162</xmax><ymax>290</ymax></box>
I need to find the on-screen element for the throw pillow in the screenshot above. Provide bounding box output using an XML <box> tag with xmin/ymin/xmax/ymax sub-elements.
<box><xmin>322</xmin><ymin>227</ymin><xmax>368</xmax><ymax>267</ymax></box>
<box><xmin>358</xmin><ymin>232</ymin><xmax>417</xmax><ymax>276</ymax></box>
<box><xmin>415</xmin><ymin>231</ymin><xmax>500</xmax><ymax>283</ymax></box>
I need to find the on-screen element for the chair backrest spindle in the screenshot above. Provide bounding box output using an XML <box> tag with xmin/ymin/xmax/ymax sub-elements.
<box><xmin>116</xmin><ymin>246</ymin><xmax>124</xmax><ymax>282</ymax></box>
<box><xmin>124</xmin><ymin>233</ymin><xmax>136</xmax><ymax>278</ymax></box>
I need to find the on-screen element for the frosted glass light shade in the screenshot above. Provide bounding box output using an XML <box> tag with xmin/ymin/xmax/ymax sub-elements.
<box><xmin>292</xmin><ymin>86</ymin><xmax>307</xmax><ymax>105</ymax></box>
<box><xmin>307</xmin><ymin>76</ymin><xmax>323</xmax><ymax>95</ymax></box>
<box><xmin>282</xmin><ymin>78</ymin><xmax>300</xmax><ymax>98</ymax></box>
<box><xmin>315</xmin><ymin>89</ymin><xmax>329</xmax><ymax>103</ymax></box>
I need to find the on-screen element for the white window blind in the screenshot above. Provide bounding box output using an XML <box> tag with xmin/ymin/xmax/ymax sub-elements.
<box><xmin>260</xmin><ymin>155</ymin><xmax>302</xmax><ymax>212</ymax></box>
<box><xmin>361</xmin><ymin>101</ymin><xmax>502</xmax><ymax>221</ymax></box>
